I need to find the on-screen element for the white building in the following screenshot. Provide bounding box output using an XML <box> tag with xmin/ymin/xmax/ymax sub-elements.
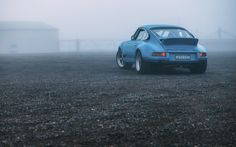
<box><xmin>0</xmin><ymin>21</ymin><xmax>59</xmax><ymax>53</ymax></box>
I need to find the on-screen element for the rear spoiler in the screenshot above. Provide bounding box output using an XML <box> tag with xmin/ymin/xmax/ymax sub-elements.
<box><xmin>160</xmin><ymin>38</ymin><xmax>199</xmax><ymax>46</ymax></box>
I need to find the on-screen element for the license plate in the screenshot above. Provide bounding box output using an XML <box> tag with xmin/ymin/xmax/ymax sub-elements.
<box><xmin>175</xmin><ymin>55</ymin><xmax>191</xmax><ymax>60</ymax></box>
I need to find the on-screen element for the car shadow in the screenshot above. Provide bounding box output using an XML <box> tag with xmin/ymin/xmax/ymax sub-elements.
<box><xmin>115</xmin><ymin>65</ymin><xmax>207</xmax><ymax>76</ymax></box>
<box><xmin>134</xmin><ymin>67</ymin><xmax>194</xmax><ymax>75</ymax></box>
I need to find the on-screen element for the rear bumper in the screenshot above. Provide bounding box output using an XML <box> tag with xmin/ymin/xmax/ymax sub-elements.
<box><xmin>143</xmin><ymin>57</ymin><xmax>207</xmax><ymax>67</ymax></box>
<box><xmin>143</xmin><ymin>52</ymin><xmax>207</xmax><ymax>65</ymax></box>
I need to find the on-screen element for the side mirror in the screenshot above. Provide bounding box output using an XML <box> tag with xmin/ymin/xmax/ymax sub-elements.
<box><xmin>131</xmin><ymin>35</ymin><xmax>135</xmax><ymax>40</ymax></box>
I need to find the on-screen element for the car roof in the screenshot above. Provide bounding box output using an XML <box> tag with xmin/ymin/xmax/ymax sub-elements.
<box><xmin>142</xmin><ymin>24</ymin><xmax>185</xmax><ymax>30</ymax></box>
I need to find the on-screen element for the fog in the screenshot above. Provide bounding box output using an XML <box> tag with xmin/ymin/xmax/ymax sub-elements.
<box><xmin>1</xmin><ymin>0</ymin><xmax>236</xmax><ymax>39</ymax></box>
<box><xmin>0</xmin><ymin>0</ymin><xmax>236</xmax><ymax>53</ymax></box>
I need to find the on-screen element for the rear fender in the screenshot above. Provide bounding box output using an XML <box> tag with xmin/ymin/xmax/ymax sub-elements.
<box><xmin>137</xmin><ymin>43</ymin><xmax>165</xmax><ymax>59</ymax></box>
<box><xmin>197</xmin><ymin>44</ymin><xmax>207</xmax><ymax>52</ymax></box>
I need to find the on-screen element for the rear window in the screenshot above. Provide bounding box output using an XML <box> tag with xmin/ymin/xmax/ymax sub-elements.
<box><xmin>151</xmin><ymin>28</ymin><xmax>193</xmax><ymax>39</ymax></box>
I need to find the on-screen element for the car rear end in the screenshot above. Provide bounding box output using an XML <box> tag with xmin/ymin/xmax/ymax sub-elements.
<box><xmin>164</xmin><ymin>39</ymin><xmax>207</xmax><ymax>66</ymax></box>
<box><xmin>147</xmin><ymin>38</ymin><xmax>208</xmax><ymax>73</ymax></box>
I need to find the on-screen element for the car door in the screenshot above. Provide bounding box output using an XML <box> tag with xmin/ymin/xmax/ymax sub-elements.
<box><xmin>126</xmin><ymin>29</ymin><xmax>146</xmax><ymax>62</ymax></box>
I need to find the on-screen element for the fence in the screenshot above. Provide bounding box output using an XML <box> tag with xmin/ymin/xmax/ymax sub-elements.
<box><xmin>59</xmin><ymin>39</ymin><xmax>123</xmax><ymax>52</ymax></box>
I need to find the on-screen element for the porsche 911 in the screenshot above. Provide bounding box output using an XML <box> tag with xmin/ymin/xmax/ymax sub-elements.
<box><xmin>116</xmin><ymin>25</ymin><xmax>207</xmax><ymax>74</ymax></box>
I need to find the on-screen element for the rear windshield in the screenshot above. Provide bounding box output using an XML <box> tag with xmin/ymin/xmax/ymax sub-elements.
<box><xmin>151</xmin><ymin>28</ymin><xmax>194</xmax><ymax>39</ymax></box>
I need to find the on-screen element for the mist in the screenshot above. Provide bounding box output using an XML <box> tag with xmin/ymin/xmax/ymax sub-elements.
<box><xmin>1</xmin><ymin>0</ymin><xmax>236</xmax><ymax>39</ymax></box>
<box><xmin>0</xmin><ymin>0</ymin><xmax>236</xmax><ymax>53</ymax></box>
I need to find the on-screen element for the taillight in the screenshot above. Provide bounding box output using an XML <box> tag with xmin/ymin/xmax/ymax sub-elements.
<box><xmin>200</xmin><ymin>52</ymin><xmax>207</xmax><ymax>57</ymax></box>
<box><xmin>152</xmin><ymin>52</ymin><xmax>166</xmax><ymax>57</ymax></box>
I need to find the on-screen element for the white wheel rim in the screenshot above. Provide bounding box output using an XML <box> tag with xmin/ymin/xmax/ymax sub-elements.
<box><xmin>136</xmin><ymin>54</ymin><xmax>141</xmax><ymax>71</ymax></box>
<box><xmin>117</xmin><ymin>52</ymin><xmax>124</xmax><ymax>67</ymax></box>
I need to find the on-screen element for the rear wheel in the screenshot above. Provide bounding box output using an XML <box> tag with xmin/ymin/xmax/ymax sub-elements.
<box><xmin>190</xmin><ymin>61</ymin><xmax>207</xmax><ymax>74</ymax></box>
<box><xmin>116</xmin><ymin>49</ymin><xmax>132</xmax><ymax>69</ymax></box>
<box><xmin>135</xmin><ymin>51</ymin><xmax>149</xmax><ymax>74</ymax></box>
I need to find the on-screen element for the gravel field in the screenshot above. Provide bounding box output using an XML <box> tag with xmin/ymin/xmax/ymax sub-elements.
<box><xmin>0</xmin><ymin>51</ymin><xmax>236</xmax><ymax>146</ymax></box>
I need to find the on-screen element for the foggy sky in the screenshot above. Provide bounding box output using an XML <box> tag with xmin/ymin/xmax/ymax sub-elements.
<box><xmin>0</xmin><ymin>0</ymin><xmax>235</xmax><ymax>40</ymax></box>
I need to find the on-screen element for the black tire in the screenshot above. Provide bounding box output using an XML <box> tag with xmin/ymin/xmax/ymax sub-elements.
<box><xmin>116</xmin><ymin>49</ymin><xmax>132</xmax><ymax>70</ymax></box>
<box><xmin>135</xmin><ymin>51</ymin><xmax>150</xmax><ymax>74</ymax></box>
<box><xmin>190</xmin><ymin>61</ymin><xmax>207</xmax><ymax>74</ymax></box>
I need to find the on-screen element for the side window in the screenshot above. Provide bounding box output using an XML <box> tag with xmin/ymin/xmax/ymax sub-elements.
<box><xmin>142</xmin><ymin>31</ymin><xmax>148</xmax><ymax>40</ymax></box>
<box><xmin>136</xmin><ymin>30</ymin><xmax>149</xmax><ymax>40</ymax></box>
<box><xmin>136</xmin><ymin>30</ymin><xmax>145</xmax><ymax>40</ymax></box>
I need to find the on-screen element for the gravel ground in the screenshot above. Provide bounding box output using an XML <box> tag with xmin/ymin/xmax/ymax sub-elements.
<box><xmin>0</xmin><ymin>51</ymin><xmax>236</xmax><ymax>146</ymax></box>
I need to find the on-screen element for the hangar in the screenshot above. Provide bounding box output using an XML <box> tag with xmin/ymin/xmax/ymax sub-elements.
<box><xmin>0</xmin><ymin>21</ymin><xmax>59</xmax><ymax>53</ymax></box>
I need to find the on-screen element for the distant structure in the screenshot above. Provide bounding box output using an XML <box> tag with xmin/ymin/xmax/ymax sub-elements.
<box><xmin>0</xmin><ymin>21</ymin><xmax>59</xmax><ymax>53</ymax></box>
<box><xmin>217</xmin><ymin>27</ymin><xmax>236</xmax><ymax>40</ymax></box>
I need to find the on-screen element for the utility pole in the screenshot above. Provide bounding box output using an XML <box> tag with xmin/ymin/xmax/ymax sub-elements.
<box><xmin>217</xmin><ymin>27</ymin><xmax>222</xmax><ymax>40</ymax></box>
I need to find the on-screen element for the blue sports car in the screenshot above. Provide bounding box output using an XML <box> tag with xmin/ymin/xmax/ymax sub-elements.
<box><xmin>116</xmin><ymin>25</ymin><xmax>207</xmax><ymax>74</ymax></box>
